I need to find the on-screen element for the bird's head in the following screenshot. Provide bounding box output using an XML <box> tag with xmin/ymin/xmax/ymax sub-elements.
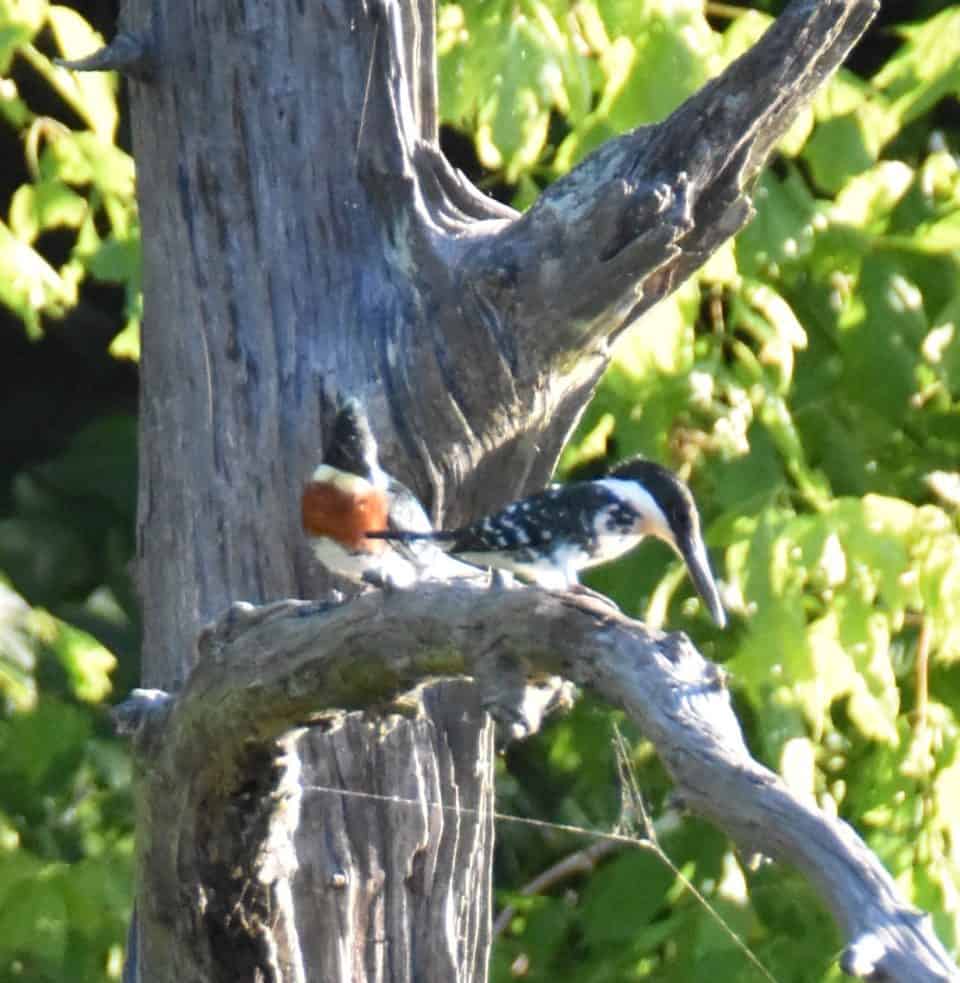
<box><xmin>322</xmin><ymin>398</ymin><xmax>386</xmax><ymax>487</ymax></box>
<box><xmin>607</xmin><ymin>458</ymin><xmax>727</xmax><ymax>627</ymax></box>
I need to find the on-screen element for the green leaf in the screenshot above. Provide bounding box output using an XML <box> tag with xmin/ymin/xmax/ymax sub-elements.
<box><xmin>499</xmin><ymin>893</ymin><xmax>576</xmax><ymax>968</ymax></box>
<box><xmin>717</xmin><ymin>9</ymin><xmax>771</xmax><ymax>64</ymax></box>
<box><xmin>0</xmin><ymin>861</ymin><xmax>68</xmax><ymax>970</ymax></box>
<box><xmin>0</xmin><ymin>25</ymin><xmax>32</xmax><ymax>76</ymax></box>
<box><xmin>39</xmin><ymin>611</ymin><xmax>116</xmax><ymax>703</ymax></box>
<box><xmin>0</xmin><ymin>0</ymin><xmax>46</xmax><ymax>73</ymax></box>
<box><xmin>34</xmin><ymin>415</ymin><xmax>138</xmax><ymax>519</ymax></box>
<box><xmin>709</xmin><ymin>424</ymin><xmax>785</xmax><ymax>516</ymax></box>
<box><xmin>553</xmin><ymin>37</ymin><xmax>634</xmax><ymax>174</ymax></box>
<box><xmin>45</xmin><ymin>5</ymin><xmax>120</xmax><ymax>140</ymax></box>
<box><xmin>39</xmin><ymin>130</ymin><xmax>135</xmax><ymax>198</ymax></box>
<box><xmin>0</xmin><ymin>582</ymin><xmax>37</xmax><ymax>712</ymax></box>
<box><xmin>835</xmin><ymin>597</ymin><xmax>899</xmax><ymax>743</ymax></box>
<box><xmin>604</xmin><ymin>10</ymin><xmax>715</xmax><ymax>133</ymax></box>
<box><xmin>9</xmin><ymin>181</ymin><xmax>88</xmax><ymax>243</ymax></box>
<box><xmin>0</xmin><ymin>697</ymin><xmax>90</xmax><ymax>795</ymax></box>
<box><xmin>615</xmin><ymin>283</ymin><xmax>697</xmax><ymax>379</ymax></box>
<box><xmin>834</xmin><ymin>259</ymin><xmax>925</xmax><ymax>429</ymax></box>
<box><xmin>735</xmin><ymin>281</ymin><xmax>807</xmax><ymax>391</ymax></box>
<box><xmin>82</xmin><ymin>233</ymin><xmax>140</xmax><ymax>285</ymax></box>
<box><xmin>829</xmin><ymin>161</ymin><xmax>915</xmax><ymax>231</ymax></box>
<box><xmin>59</xmin><ymin>853</ymin><xmax>133</xmax><ymax>938</ymax></box>
<box><xmin>802</xmin><ymin>114</ymin><xmax>878</xmax><ymax>194</ymax></box>
<box><xmin>580</xmin><ymin>849</ymin><xmax>675</xmax><ymax>944</ymax></box>
<box><xmin>916</xmin><ymin>211</ymin><xmax>960</xmax><ymax>252</ymax></box>
<box><xmin>737</xmin><ymin>167</ymin><xmax>822</xmax><ymax>278</ymax></box>
<box><xmin>0</xmin><ymin>220</ymin><xmax>75</xmax><ymax>337</ymax></box>
<box><xmin>874</xmin><ymin>9</ymin><xmax>960</xmax><ymax>128</ymax></box>
<box><xmin>108</xmin><ymin>317</ymin><xmax>141</xmax><ymax>361</ymax></box>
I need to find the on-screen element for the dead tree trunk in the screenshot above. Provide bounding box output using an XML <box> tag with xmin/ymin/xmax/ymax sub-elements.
<box><xmin>68</xmin><ymin>0</ymin><xmax>951</xmax><ymax>978</ymax></box>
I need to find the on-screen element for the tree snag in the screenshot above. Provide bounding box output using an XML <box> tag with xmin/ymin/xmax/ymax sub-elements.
<box><xmin>64</xmin><ymin>0</ymin><xmax>960</xmax><ymax>978</ymax></box>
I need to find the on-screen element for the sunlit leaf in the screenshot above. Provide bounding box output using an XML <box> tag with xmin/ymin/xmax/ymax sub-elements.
<box><xmin>0</xmin><ymin>582</ymin><xmax>36</xmax><ymax>712</ymax></box>
<box><xmin>44</xmin><ymin>5</ymin><xmax>119</xmax><ymax>140</ymax></box>
<box><xmin>603</xmin><ymin>4</ymin><xmax>717</xmax><ymax>133</ymax></box>
<box><xmin>829</xmin><ymin>161</ymin><xmax>914</xmax><ymax>230</ymax></box>
<box><xmin>0</xmin><ymin>0</ymin><xmax>46</xmax><ymax>73</ymax></box>
<box><xmin>716</xmin><ymin>8</ymin><xmax>771</xmax><ymax>64</ymax></box>
<box><xmin>9</xmin><ymin>180</ymin><xmax>87</xmax><ymax>242</ymax></box>
<box><xmin>0</xmin><ymin>221</ymin><xmax>75</xmax><ymax>337</ymax></box>
<box><xmin>39</xmin><ymin>612</ymin><xmax>116</xmax><ymax>703</ymax></box>
<box><xmin>874</xmin><ymin>9</ymin><xmax>960</xmax><ymax>128</ymax></box>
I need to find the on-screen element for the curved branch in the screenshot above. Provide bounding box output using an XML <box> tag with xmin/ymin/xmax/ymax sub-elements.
<box><xmin>124</xmin><ymin>585</ymin><xmax>956</xmax><ymax>982</ymax></box>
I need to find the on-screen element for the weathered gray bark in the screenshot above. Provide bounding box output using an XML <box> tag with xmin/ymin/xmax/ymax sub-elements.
<box><xmin>83</xmin><ymin>0</ymin><xmax>896</xmax><ymax>978</ymax></box>
<box><xmin>118</xmin><ymin>586</ymin><xmax>959</xmax><ymax>982</ymax></box>
<box><xmin>125</xmin><ymin>0</ymin><xmax>879</xmax><ymax>682</ymax></box>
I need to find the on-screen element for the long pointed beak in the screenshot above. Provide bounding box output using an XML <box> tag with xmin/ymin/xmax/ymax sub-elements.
<box><xmin>677</xmin><ymin>533</ymin><xmax>727</xmax><ymax>628</ymax></box>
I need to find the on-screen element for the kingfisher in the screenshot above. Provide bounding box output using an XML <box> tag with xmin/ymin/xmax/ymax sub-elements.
<box><xmin>367</xmin><ymin>457</ymin><xmax>727</xmax><ymax>626</ymax></box>
<box><xmin>301</xmin><ymin>400</ymin><xmax>476</xmax><ymax>587</ymax></box>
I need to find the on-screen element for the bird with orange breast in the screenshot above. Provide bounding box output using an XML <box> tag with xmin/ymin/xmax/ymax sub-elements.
<box><xmin>301</xmin><ymin>400</ymin><xmax>476</xmax><ymax>587</ymax></box>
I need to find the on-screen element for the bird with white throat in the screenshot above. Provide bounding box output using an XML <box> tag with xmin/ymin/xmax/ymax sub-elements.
<box><xmin>301</xmin><ymin>399</ymin><xmax>477</xmax><ymax>588</ymax></box>
<box><xmin>366</xmin><ymin>457</ymin><xmax>727</xmax><ymax>626</ymax></box>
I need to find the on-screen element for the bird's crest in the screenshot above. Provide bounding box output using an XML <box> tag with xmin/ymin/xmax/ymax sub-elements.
<box><xmin>322</xmin><ymin>398</ymin><xmax>382</xmax><ymax>481</ymax></box>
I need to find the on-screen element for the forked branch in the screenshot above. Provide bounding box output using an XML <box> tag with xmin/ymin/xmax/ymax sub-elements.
<box><xmin>350</xmin><ymin>0</ymin><xmax>881</xmax><ymax>513</ymax></box>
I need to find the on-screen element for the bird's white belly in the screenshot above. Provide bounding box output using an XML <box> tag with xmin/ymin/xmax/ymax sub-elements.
<box><xmin>459</xmin><ymin>531</ymin><xmax>644</xmax><ymax>590</ymax></box>
<box><xmin>459</xmin><ymin>545</ymin><xmax>590</xmax><ymax>590</ymax></box>
<box><xmin>310</xmin><ymin>537</ymin><xmax>418</xmax><ymax>587</ymax></box>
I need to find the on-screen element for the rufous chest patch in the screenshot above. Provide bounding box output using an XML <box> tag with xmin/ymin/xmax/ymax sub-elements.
<box><xmin>301</xmin><ymin>481</ymin><xmax>389</xmax><ymax>552</ymax></box>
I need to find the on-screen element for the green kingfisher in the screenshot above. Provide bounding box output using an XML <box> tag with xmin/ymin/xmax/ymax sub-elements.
<box><xmin>302</xmin><ymin>400</ymin><xmax>476</xmax><ymax>587</ymax></box>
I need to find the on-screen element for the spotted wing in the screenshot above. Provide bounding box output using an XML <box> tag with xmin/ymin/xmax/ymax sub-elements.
<box><xmin>447</xmin><ymin>482</ymin><xmax>633</xmax><ymax>562</ymax></box>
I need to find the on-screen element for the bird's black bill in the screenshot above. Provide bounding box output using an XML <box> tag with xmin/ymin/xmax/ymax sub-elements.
<box><xmin>366</xmin><ymin>529</ymin><xmax>444</xmax><ymax>542</ymax></box>
<box><xmin>678</xmin><ymin>535</ymin><xmax>727</xmax><ymax>628</ymax></box>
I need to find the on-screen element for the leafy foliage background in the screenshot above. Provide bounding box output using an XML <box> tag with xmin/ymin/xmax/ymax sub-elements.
<box><xmin>1</xmin><ymin>1</ymin><xmax>959</xmax><ymax>980</ymax></box>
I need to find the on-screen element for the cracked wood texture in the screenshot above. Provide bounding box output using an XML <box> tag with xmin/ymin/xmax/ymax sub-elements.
<box><xmin>121</xmin><ymin>0</ymin><xmax>883</xmax><ymax>979</ymax></box>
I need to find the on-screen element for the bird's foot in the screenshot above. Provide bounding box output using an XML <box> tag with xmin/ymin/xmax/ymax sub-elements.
<box><xmin>361</xmin><ymin>569</ymin><xmax>407</xmax><ymax>593</ymax></box>
<box><xmin>568</xmin><ymin>583</ymin><xmax>621</xmax><ymax>611</ymax></box>
<box><xmin>488</xmin><ymin>568</ymin><xmax>518</xmax><ymax>591</ymax></box>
